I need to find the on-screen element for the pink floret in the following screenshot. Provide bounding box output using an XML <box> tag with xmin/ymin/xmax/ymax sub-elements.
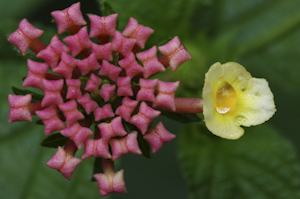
<box><xmin>143</xmin><ymin>122</ymin><xmax>176</xmax><ymax>153</ymax></box>
<box><xmin>115</xmin><ymin>97</ymin><xmax>138</xmax><ymax>122</ymax></box>
<box><xmin>94</xmin><ymin>104</ymin><xmax>115</xmax><ymax>121</ymax></box>
<box><xmin>23</xmin><ymin>59</ymin><xmax>49</xmax><ymax>90</ymax></box>
<box><xmin>8</xmin><ymin>94</ymin><xmax>32</xmax><ymax>123</ymax></box>
<box><xmin>110</xmin><ymin>131</ymin><xmax>142</xmax><ymax>160</ymax></box>
<box><xmin>42</xmin><ymin>79</ymin><xmax>64</xmax><ymax>107</ymax></box>
<box><xmin>36</xmin><ymin>34</ymin><xmax>70</xmax><ymax>69</ymax></box>
<box><xmin>36</xmin><ymin>105</ymin><xmax>66</xmax><ymax>135</ymax></box>
<box><xmin>152</xmin><ymin>80</ymin><xmax>180</xmax><ymax>111</ymax></box>
<box><xmin>7</xmin><ymin>19</ymin><xmax>44</xmax><ymax>55</ymax></box>
<box><xmin>136</xmin><ymin>46</ymin><xmax>165</xmax><ymax>78</ymax></box>
<box><xmin>77</xmin><ymin>93</ymin><xmax>99</xmax><ymax>115</ymax></box>
<box><xmin>88</xmin><ymin>13</ymin><xmax>118</xmax><ymax>38</ymax></box>
<box><xmin>46</xmin><ymin>146</ymin><xmax>82</xmax><ymax>180</ymax></box>
<box><xmin>63</xmin><ymin>26</ymin><xmax>93</xmax><ymax>57</ymax></box>
<box><xmin>77</xmin><ymin>53</ymin><xmax>101</xmax><ymax>76</ymax></box>
<box><xmin>60</xmin><ymin>122</ymin><xmax>93</xmax><ymax>149</ymax></box>
<box><xmin>129</xmin><ymin>101</ymin><xmax>160</xmax><ymax>134</ymax></box>
<box><xmin>94</xmin><ymin>169</ymin><xmax>127</xmax><ymax>197</ymax></box>
<box><xmin>122</xmin><ymin>17</ymin><xmax>154</xmax><ymax>49</ymax></box>
<box><xmin>111</xmin><ymin>31</ymin><xmax>136</xmax><ymax>57</ymax></box>
<box><xmin>97</xmin><ymin>116</ymin><xmax>127</xmax><ymax>141</ymax></box>
<box><xmin>51</xmin><ymin>2</ymin><xmax>87</xmax><ymax>34</ymax></box>
<box><xmin>158</xmin><ymin>36</ymin><xmax>192</xmax><ymax>71</ymax></box>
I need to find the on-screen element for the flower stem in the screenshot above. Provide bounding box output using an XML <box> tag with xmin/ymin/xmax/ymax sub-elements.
<box><xmin>174</xmin><ymin>97</ymin><xmax>203</xmax><ymax>113</ymax></box>
<box><xmin>101</xmin><ymin>158</ymin><xmax>115</xmax><ymax>176</ymax></box>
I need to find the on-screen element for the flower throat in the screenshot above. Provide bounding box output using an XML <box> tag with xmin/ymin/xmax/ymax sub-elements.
<box><xmin>215</xmin><ymin>81</ymin><xmax>237</xmax><ymax>114</ymax></box>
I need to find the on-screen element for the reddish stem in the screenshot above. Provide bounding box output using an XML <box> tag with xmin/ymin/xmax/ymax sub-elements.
<box><xmin>101</xmin><ymin>158</ymin><xmax>115</xmax><ymax>176</ymax></box>
<box><xmin>29</xmin><ymin>39</ymin><xmax>46</xmax><ymax>54</ymax></box>
<box><xmin>68</xmin><ymin>25</ymin><xmax>82</xmax><ymax>35</ymax></box>
<box><xmin>98</xmin><ymin>35</ymin><xmax>111</xmax><ymax>44</ymax></box>
<box><xmin>174</xmin><ymin>97</ymin><xmax>203</xmax><ymax>113</ymax></box>
<box><xmin>64</xmin><ymin>139</ymin><xmax>78</xmax><ymax>155</ymax></box>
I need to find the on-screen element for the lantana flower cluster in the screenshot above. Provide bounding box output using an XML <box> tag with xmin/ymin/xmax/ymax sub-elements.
<box><xmin>7</xmin><ymin>2</ymin><xmax>193</xmax><ymax>196</ymax></box>
<box><xmin>7</xmin><ymin>1</ymin><xmax>277</xmax><ymax>197</ymax></box>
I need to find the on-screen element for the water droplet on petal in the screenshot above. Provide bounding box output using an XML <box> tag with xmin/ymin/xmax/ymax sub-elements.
<box><xmin>216</xmin><ymin>107</ymin><xmax>231</xmax><ymax>114</ymax></box>
<box><xmin>235</xmin><ymin>115</ymin><xmax>247</xmax><ymax>125</ymax></box>
<box><xmin>238</xmin><ymin>74</ymin><xmax>243</xmax><ymax>80</ymax></box>
<box><xmin>253</xmin><ymin>92</ymin><xmax>260</xmax><ymax>98</ymax></box>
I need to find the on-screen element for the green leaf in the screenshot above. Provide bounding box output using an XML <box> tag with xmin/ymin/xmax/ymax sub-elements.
<box><xmin>211</xmin><ymin>0</ymin><xmax>300</xmax><ymax>92</ymax></box>
<box><xmin>11</xmin><ymin>86</ymin><xmax>44</xmax><ymax>102</ymax></box>
<box><xmin>40</xmin><ymin>132</ymin><xmax>68</xmax><ymax>148</ymax></box>
<box><xmin>178</xmin><ymin>124</ymin><xmax>300</xmax><ymax>199</ymax></box>
<box><xmin>91</xmin><ymin>157</ymin><xmax>103</xmax><ymax>182</ymax></box>
<box><xmin>98</xmin><ymin>0</ymin><xmax>117</xmax><ymax>16</ymax></box>
<box><xmin>123</xmin><ymin>121</ymin><xmax>152</xmax><ymax>159</ymax></box>
<box><xmin>0</xmin><ymin>0</ymin><xmax>48</xmax><ymax>19</ymax></box>
<box><xmin>137</xmin><ymin>130</ymin><xmax>152</xmax><ymax>159</ymax></box>
<box><xmin>108</xmin><ymin>0</ymin><xmax>205</xmax><ymax>46</ymax></box>
<box><xmin>161</xmin><ymin>111</ymin><xmax>201</xmax><ymax>124</ymax></box>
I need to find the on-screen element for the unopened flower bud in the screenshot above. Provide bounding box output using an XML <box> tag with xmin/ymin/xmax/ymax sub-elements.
<box><xmin>110</xmin><ymin>131</ymin><xmax>142</xmax><ymax>160</ymax></box>
<box><xmin>115</xmin><ymin>97</ymin><xmax>138</xmax><ymax>121</ymax></box>
<box><xmin>136</xmin><ymin>46</ymin><xmax>165</xmax><ymax>78</ymax></box>
<box><xmin>7</xmin><ymin>19</ymin><xmax>45</xmax><ymax>55</ymax></box>
<box><xmin>118</xmin><ymin>52</ymin><xmax>144</xmax><ymax>78</ymax></box>
<box><xmin>91</xmin><ymin>42</ymin><xmax>113</xmax><ymax>61</ymax></box>
<box><xmin>122</xmin><ymin>17</ymin><xmax>154</xmax><ymax>49</ymax></box>
<box><xmin>129</xmin><ymin>101</ymin><xmax>161</xmax><ymax>134</ymax></box>
<box><xmin>111</xmin><ymin>31</ymin><xmax>136</xmax><ymax>57</ymax></box>
<box><xmin>85</xmin><ymin>73</ymin><xmax>102</xmax><ymax>93</ymax></box>
<box><xmin>63</xmin><ymin>26</ymin><xmax>92</xmax><ymax>57</ymax></box>
<box><xmin>136</xmin><ymin>78</ymin><xmax>158</xmax><ymax>102</ymax></box>
<box><xmin>98</xmin><ymin>116</ymin><xmax>127</xmax><ymax>140</ymax></box>
<box><xmin>23</xmin><ymin>59</ymin><xmax>49</xmax><ymax>90</ymax></box>
<box><xmin>51</xmin><ymin>2</ymin><xmax>87</xmax><ymax>34</ymax></box>
<box><xmin>52</xmin><ymin>52</ymin><xmax>78</xmax><ymax>79</ymax></box>
<box><xmin>116</xmin><ymin>77</ymin><xmax>133</xmax><ymax>96</ymax></box>
<box><xmin>46</xmin><ymin>140</ymin><xmax>82</xmax><ymax>180</ymax></box>
<box><xmin>153</xmin><ymin>80</ymin><xmax>180</xmax><ymax>111</ymax></box>
<box><xmin>99</xmin><ymin>60</ymin><xmax>122</xmax><ymax>81</ymax></box>
<box><xmin>8</xmin><ymin>94</ymin><xmax>32</xmax><ymax>123</ymax></box>
<box><xmin>143</xmin><ymin>122</ymin><xmax>176</xmax><ymax>153</ymax></box>
<box><xmin>77</xmin><ymin>53</ymin><xmax>101</xmax><ymax>76</ymax></box>
<box><xmin>60</xmin><ymin>122</ymin><xmax>93</xmax><ymax>149</ymax></box>
<box><xmin>66</xmin><ymin>79</ymin><xmax>82</xmax><ymax>99</ymax></box>
<box><xmin>88</xmin><ymin>13</ymin><xmax>118</xmax><ymax>37</ymax></box>
<box><xmin>77</xmin><ymin>93</ymin><xmax>99</xmax><ymax>115</ymax></box>
<box><xmin>58</xmin><ymin>99</ymin><xmax>84</xmax><ymax>126</ymax></box>
<box><xmin>100</xmin><ymin>84</ymin><xmax>116</xmax><ymax>102</ymax></box>
<box><xmin>35</xmin><ymin>105</ymin><xmax>66</xmax><ymax>135</ymax></box>
<box><xmin>158</xmin><ymin>36</ymin><xmax>192</xmax><ymax>71</ymax></box>
<box><xmin>36</xmin><ymin>34</ymin><xmax>70</xmax><ymax>69</ymax></box>
<box><xmin>94</xmin><ymin>159</ymin><xmax>126</xmax><ymax>196</ymax></box>
<box><xmin>94</xmin><ymin>104</ymin><xmax>115</xmax><ymax>121</ymax></box>
<box><xmin>42</xmin><ymin>79</ymin><xmax>64</xmax><ymax>107</ymax></box>
<box><xmin>81</xmin><ymin>138</ymin><xmax>112</xmax><ymax>159</ymax></box>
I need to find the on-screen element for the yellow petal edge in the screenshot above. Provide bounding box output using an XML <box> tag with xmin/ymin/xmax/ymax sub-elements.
<box><xmin>202</xmin><ymin>62</ymin><xmax>276</xmax><ymax>140</ymax></box>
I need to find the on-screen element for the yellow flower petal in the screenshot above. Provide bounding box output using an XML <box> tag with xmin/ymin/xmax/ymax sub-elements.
<box><xmin>202</xmin><ymin>62</ymin><xmax>276</xmax><ymax>140</ymax></box>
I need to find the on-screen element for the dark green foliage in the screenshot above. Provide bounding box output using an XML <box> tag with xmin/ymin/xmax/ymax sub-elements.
<box><xmin>178</xmin><ymin>124</ymin><xmax>300</xmax><ymax>199</ymax></box>
<box><xmin>40</xmin><ymin>132</ymin><xmax>68</xmax><ymax>148</ymax></box>
<box><xmin>161</xmin><ymin>111</ymin><xmax>201</xmax><ymax>124</ymax></box>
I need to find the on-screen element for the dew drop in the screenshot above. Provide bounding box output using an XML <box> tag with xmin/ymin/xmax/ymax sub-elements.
<box><xmin>240</xmin><ymin>85</ymin><xmax>247</xmax><ymax>92</ymax></box>
<box><xmin>238</xmin><ymin>74</ymin><xmax>243</xmax><ymax>80</ymax></box>
<box><xmin>253</xmin><ymin>92</ymin><xmax>260</xmax><ymax>98</ymax></box>
<box><xmin>235</xmin><ymin>115</ymin><xmax>247</xmax><ymax>125</ymax></box>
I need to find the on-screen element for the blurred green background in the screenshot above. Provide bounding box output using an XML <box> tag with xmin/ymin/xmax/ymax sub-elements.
<box><xmin>1</xmin><ymin>0</ymin><xmax>300</xmax><ymax>198</ymax></box>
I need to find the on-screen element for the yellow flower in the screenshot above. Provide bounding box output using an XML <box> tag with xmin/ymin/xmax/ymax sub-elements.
<box><xmin>202</xmin><ymin>62</ymin><xmax>276</xmax><ymax>139</ymax></box>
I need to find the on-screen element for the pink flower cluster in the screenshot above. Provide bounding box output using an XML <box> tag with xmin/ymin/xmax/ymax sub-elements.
<box><xmin>7</xmin><ymin>2</ymin><xmax>192</xmax><ymax>196</ymax></box>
